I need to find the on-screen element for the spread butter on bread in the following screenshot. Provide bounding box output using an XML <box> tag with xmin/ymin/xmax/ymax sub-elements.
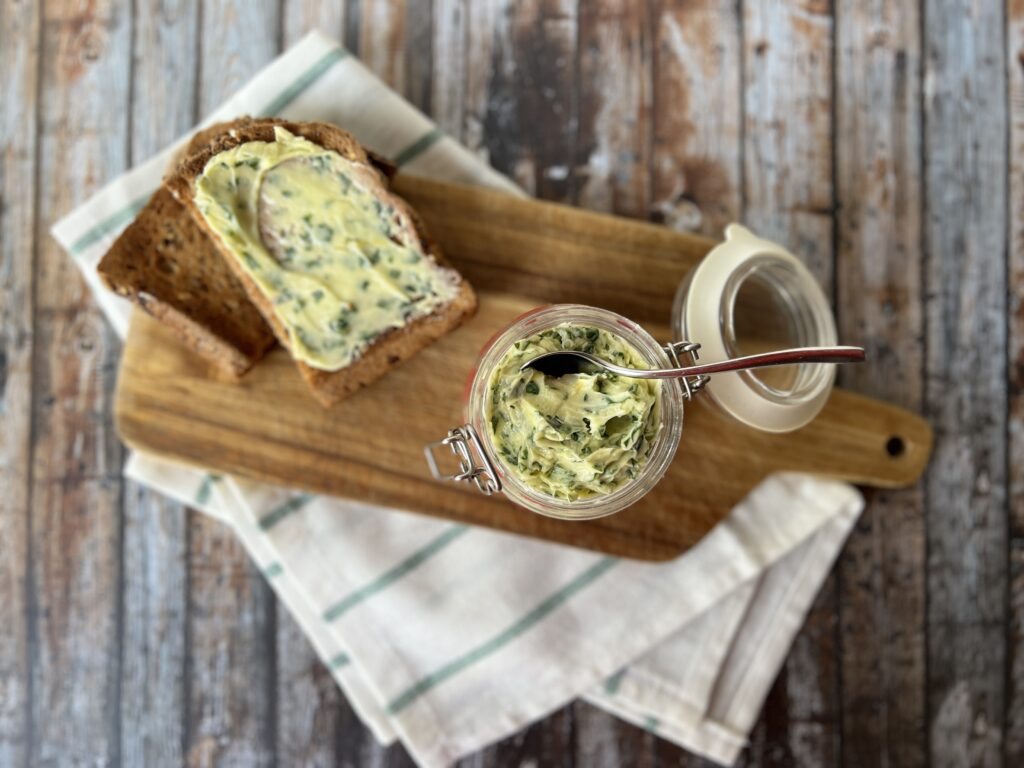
<box><xmin>166</xmin><ymin>118</ymin><xmax>477</xmax><ymax>407</ymax></box>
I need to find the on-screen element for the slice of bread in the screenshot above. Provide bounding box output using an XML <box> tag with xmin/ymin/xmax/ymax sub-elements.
<box><xmin>98</xmin><ymin>184</ymin><xmax>276</xmax><ymax>377</ymax></box>
<box><xmin>166</xmin><ymin>119</ymin><xmax>478</xmax><ymax>407</ymax></box>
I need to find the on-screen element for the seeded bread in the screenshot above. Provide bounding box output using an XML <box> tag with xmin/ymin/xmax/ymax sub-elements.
<box><xmin>98</xmin><ymin>185</ymin><xmax>276</xmax><ymax>377</ymax></box>
<box><xmin>166</xmin><ymin>119</ymin><xmax>478</xmax><ymax>407</ymax></box>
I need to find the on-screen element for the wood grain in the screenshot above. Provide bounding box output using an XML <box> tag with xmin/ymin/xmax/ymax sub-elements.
<box><xmin>577</xmin><ymin>0</ymin><xmax>650</xmax><ymax>216</ymax></box>
<box><xmin>282</xmin><ymin>0</ymin><xmax>346</xmax><ymax>48</ymax></box>
<box><xmin>834</xmin><ymin>1</ymin><xmax>927</xmax><ymax>766</ymax></box>
<box><xmin>1007</xmin><ymin>0</ymin><xmax>1024</xmax><ymax>757</ymax></box>
<box><xmin>115</xmin><ymin>179</ymin><xmax>931</xmax><ymax>563</ymax></box>
<box><xmin>924</xmin><ymin>1</ymin><xmax>1008</xmax><ymax>765</ymax></box>
<box><xmin>0</xmin><ymin>1</ymin><xmax>39</xmax><ymax>764</ymax></box>
<box><xmin>741</xmin><ymin>3</ymin><xmax>838</xmax><ymax>763</ymax></box>
<box><xmin>184</xmin><ymin>3</ymin><xmax>279</xmax><ymax>766</ymax></box>
<box><xmin>1008</xmin><ymin>0</ymin><xmax>1024</xmax><ymax>760</ymax></box>
<box><xmin>29</xmin><ymin>1</ymin><xmax>132</xmax><ymax>765</ymax></box>
<box><xmin>117</xmin><ymin>2</ymin><xmax>198</xmax><ymax>763</ymax></box>
<box><xmin>650</xmin><ymin>0</ymin><xmax>742</xmax><ymax>238</ymax></box>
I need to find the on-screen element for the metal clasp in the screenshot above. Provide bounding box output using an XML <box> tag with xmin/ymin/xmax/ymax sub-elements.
<box><xmin>664</xmin><ymin>341</ymin><xmax>709</xmax><ymax>400</ymax></box>
<box><xmin>424</xmin><ymin>424</ymin><xmax>503</xmax><ymax>495</ymax></box>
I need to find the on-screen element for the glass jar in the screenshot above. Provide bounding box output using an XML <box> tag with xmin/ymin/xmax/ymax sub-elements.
<box><xmin>672</xmin><ymin>224</ymin><xmax>837</xmax><ymax>433</ymax></box>
<box><xmin>426</xmin><ymin>224</ymin><xmax>838</xmax><ymax>518</ymax></box>
<box><xmin>426</xmin><ymin>304</ymin><xmax>686</xmax><ymax>521</ymax></box>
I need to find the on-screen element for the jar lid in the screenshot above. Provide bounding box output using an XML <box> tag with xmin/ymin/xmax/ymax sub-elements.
<box><xmin>672</xmin><ymin>224</ymin><xmax>838</xmax><ymax>433</ymax></box>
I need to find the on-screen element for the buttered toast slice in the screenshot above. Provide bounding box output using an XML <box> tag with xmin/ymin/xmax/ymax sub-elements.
<box><xmin>98</xmin><ymin>119</ymin><xmax>285</xmax><ymax>377</ymax></box>
<box><xmin>166</xmin><ymin>119</ymin><xmax>477</xmax><ymax>407</ymax></box>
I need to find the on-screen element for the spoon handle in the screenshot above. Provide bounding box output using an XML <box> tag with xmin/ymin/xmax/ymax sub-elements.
<box><xmin>634</xmin><ymin>345</ymin><xmax>865</xmax><ymax>380</ymax></box>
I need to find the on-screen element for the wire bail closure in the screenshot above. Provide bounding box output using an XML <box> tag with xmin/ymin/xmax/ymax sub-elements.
<box><xmin>424</xmin><ymin>424</ymin><xmax>502</xmax><ymax>495</ymax></box>
<box><xmin>663</xmin><ymin>340</ymin><xmax>709</xmax><ymax>400</ymax></box>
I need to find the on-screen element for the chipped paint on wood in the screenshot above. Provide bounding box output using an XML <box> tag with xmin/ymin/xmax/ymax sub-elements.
<box><xmin>360</xmin><ymin>0</ymin><xmax>408</xmax><ymax>92</ymax></box>
<box><xmin>282</xmin><ymin>0</ymin><xmax>347</xmax><ymax>47</ymax></box>
<box><xmin>29</xmin><ymin>0</ymin><xmax>131</xmax><ymax>764</ymax></box>
<box><xmin>651</xmin><ymin>0</ymin><xmax>742</xmax><ymax>236</ymax></box>
<box><xmin>0</xmin><ymin>2</ymin><xmax>40</xmax><ymax>763</ymax></box>
<box><xmin>576</xmin><ymin>0</ymin><xmax>652</xmax><ymax>217</ymax></box>
<box><xmin>117</xmin><ymin>2</ymin><xmax>198</xmax><ymax>763</ymax></box>
<box><xmin>924</xmin><ymin>0</ymin><xmax>1008</xmax><ymax>765</ymax></box>
<box><xmin>834</xmin><ymin>1</ymin><xmax>927</xmax><ymax>766</ymax></box>
<box><xmin>742</xmin><ymin>0</ymin><xmax>834</xmax><ymax>289</ymax></box>
<box><xmin>1007</xmin><ymin>0</ymin><xmax>1024</xmax><ymax>761</ymax></box>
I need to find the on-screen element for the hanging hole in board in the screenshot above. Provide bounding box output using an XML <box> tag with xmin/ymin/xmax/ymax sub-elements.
<box><xmin>885</xmin><ymin>436</ymin><xmax>905</xmax><ymax>458</ymax></box>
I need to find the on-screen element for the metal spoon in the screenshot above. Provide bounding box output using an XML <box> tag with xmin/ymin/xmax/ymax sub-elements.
<box><xmin>520</xmin><ymin>345</ymin><xmax>865</xmax><ymax>380</ymax></box>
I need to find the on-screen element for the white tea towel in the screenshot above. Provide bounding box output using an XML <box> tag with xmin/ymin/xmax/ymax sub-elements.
<box><xmin>53</xmin><ymin>31</ymin><xmax>864</xmax><ymax>767</ymax></box>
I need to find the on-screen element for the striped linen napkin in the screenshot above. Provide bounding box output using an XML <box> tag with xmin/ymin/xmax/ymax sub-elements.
<box><xmin>52</xmin><ymin>31</ymin><xmax>863</xmax><ymax>767</ymax></box>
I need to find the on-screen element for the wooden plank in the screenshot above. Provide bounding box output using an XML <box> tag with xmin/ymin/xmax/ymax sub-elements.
<box><xmin>650</xmin><ymin>0</ymin><xmax>742</xmax><ymax>238</ymax></box>
<box><xmin>403</xmin><ymin>0</ymin><xmax>434</xmax><ymax>114</ymax></box>
<box><xmin>282</xmin><ymin>0</ymin><xmax>346</xmax><ymax>47</ymax></box>
<box><xmin>469</xmin><ymin>0</ymin><xmax>578</xmax><ymax>201</ymax></box>
<box><xmin>0</xmin><ymin>1</ymin><xmax>39</xmax><ymax>764</ymax></box>
<box><xmin>459</xmin><ymin>0</ymin><xmax>504</xmax><ymax>157</ymax></box>
<box><xmin>923</xmin><ymin>1</ymin><xmax>1008</xmax><ymax>765</ymax></box>
<box><xmin>359</xmin><ymin>0</ymin><xmax>408</xmax><ymax>92</ymax></box>
<box><xmin>832</xmin><ymin>1</ymin><xmax>927</xmax><ymax>766</ymax></box>
<box><xmin>184</xmin><ymin>3</ymin><xmax>280</xmax><ymax>766</ymax></box>
<box><xmin>469</xmin><ymin>708</ymin><xmax>574</xmax><ymax>766</ymax></box>
<box><xmin>274</xmin><ymin>604</ymin><xmax>347</xmax><ymax>766</ymax></box>
<box><xmin>431</xmin><ymin>0</ymin><xmax>467</xmax><ymax>139</ymax></box>
<box><xmin>742</xmin><ymin>0</ymin><xmax>834</xmax><ymax>287</ymax></box>
<box><xmin>185</xmin><ymin>512</ymin><xmax>277</xmax><ymax>767</ymax></box>
<box><xmin>576</xmin><ymin>0</ymin><xmax>651</xmax><ymax>216</ymax></box>
<box><xmin>117</xmin><ymin>2</ymin><xmax>199</xmax><ymax>763</ymax></box>
<box><xmin>574</xmin><ymin>702</ymin><xmax>658</xmax><ymax>768</ymax></box>
<box><xmin>1008</xmin><ymin>0</ymin><xmax>1024</xmax><ymax>760</ymax></box>
<box><xmin>120</xmin><ymin>487</ymin><xmax>189</xmax><ymax>765</ymax></box>
<box><xmin>29</xmin><ymin>0</ymin><xmax>132</xmax><ymax>764</ymax></box>
<box><xmin>740</xmin><ymin>1</ymin><xmax>838</xmax><ymax>763</ymax></box>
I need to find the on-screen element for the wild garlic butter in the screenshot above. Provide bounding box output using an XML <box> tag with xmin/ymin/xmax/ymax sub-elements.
<box><xmin>194</xmin><ymin>127</ymin><xmax>459</xmax><ymax>371</ymax></box>
<box><xmin>485</xmin><ymin>324</ymin><xmax>662</xmax><ymax>500</ymax></box>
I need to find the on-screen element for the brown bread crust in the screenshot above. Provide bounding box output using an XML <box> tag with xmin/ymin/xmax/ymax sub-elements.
<box><xmin>98</xmin><ymin>185</ymin><xmax>276</xmax><ymax>377</ymax></box>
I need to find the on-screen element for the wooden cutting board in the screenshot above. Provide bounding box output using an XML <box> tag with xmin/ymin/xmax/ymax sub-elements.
<box><xmin>114</xmin><ymin>176</ymin><xmax>932</xmax><ymax>561</ymax></box>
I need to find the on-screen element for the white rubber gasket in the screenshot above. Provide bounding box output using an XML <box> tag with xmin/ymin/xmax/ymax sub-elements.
<box><xmin>680</xmin><ymin>224</ymin><xmax>837</xmax><ymax>433</ymax></box>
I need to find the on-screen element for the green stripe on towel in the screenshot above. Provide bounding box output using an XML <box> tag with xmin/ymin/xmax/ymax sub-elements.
<box><xmin>386</xmin><ymin>557</ymin><xmax>618</xmax><ymax>715</ymax></box>
<box><xmin>329</xmin><ymin>653</ymin><xmax>351</xmax><ymax>670</ymax></box>
<box><xmin>263</xmin><ymin>562</ymin><xmax>284</xmax><ymax>578</ymax></box>
<box><xmin>604</xmin><ymin>669</ymin><xmax>626</xmax><ymax>695</ymax></box>
<box><xmin>392</xmin><ymin>128</ymin><xmax>443</xmax><ymax>167</ymax></box>
<box><xmin>194</xmin><ymin>473</ymin><xmax>222</xmax><ymax>506</ymax></box>
<box><xmin>323</xmin><ymin>525</ymin><xmax>468</xmax><ymax>622</ymax></box>
<box><xmin>259</xmin><ymin>493</ymin><xmax>314</xmax><ymax>530</ymax></box>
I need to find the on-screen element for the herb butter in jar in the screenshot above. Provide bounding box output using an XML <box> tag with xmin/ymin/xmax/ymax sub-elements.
<box><xmin>432</xmin><ymin>305</ymin><xmax>684</xmax><ymax>520</ymax></box>
<box><xmin>486</xmin><ymin>324</ymin><xmax>661</xmax><ymax>502</ymax></box>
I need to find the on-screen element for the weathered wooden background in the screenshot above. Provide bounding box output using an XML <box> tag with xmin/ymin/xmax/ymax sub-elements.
<box><xmin>0</xmin><ymin>0</ymin><xmax>1019</xmax><ymax>765</ymax></box>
